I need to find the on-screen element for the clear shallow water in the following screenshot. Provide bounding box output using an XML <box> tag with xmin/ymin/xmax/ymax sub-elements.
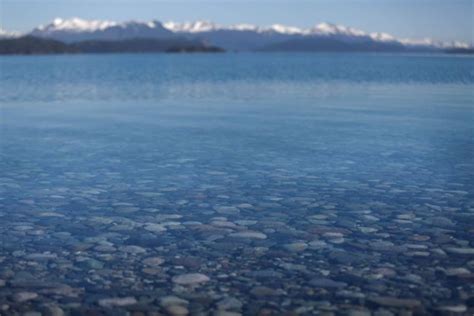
<box><xmin>0</xmin><ymin>53</ymin><xmax>473</xmax><ymax>315</ymax></box>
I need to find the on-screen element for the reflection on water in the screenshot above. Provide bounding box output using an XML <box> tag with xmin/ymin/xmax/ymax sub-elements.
<box><xmin>0</xmin><ymin>53</ymin><xmax>473</xmax><ymax>315</ymax></box>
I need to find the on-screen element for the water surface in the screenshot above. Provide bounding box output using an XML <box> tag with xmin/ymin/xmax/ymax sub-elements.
<box><xmin>1</xmin><ymin>53</ymin><xmax>473</xmax><ymax>315</ymax></box>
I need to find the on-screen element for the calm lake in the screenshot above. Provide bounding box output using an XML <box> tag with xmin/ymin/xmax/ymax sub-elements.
<box><xmin>0</xmin><ymin>53</ymin><xmax>473</xmax><ymax>315</ymax></box>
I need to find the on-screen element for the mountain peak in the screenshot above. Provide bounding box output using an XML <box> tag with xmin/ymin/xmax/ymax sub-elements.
<box><xmin>164</xmin><ymin>20</ymin><xmax>218</xmax><ymax>33</ymax></box>
<box><xmin>36</xmin><ymin>17</ymin><xmax>118</xmax><ymax>33</ymax></box>
<box><xmin>24</xmin><ymin>18</ymin><xmax>470</xmax><ymax>50</ymax></box>
<box><xmin>0</xmin><ymin>28</ymin><xmax>21</xmax><ymax>38</ymax></box>
<box><xmin>310</xmin><ymin>22</ymin><xmax>366</xmax><ymax>37</ymax></box>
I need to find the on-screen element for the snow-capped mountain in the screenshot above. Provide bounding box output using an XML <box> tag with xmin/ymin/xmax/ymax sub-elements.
<box><xmin>30</xmin><ymin>18</ymin><xmax>173</xmax><ymax>42</ymax></box>
<box><xmin>23</xmin><ymin>18</ymin><xmax>471</xmax><ymax>51</ymax></box>
<box><xmin>0</xmin><ymin>28</ymin><xmax>21</xmax><ymax>39</ymax></box>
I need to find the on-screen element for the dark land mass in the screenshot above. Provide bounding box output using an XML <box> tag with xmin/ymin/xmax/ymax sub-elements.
<box><xmin>0</xmin><ymin>36</ymin><xmax>224</xmax><ymax>55</ymax></box>
<box><xmin>0</xmin><ymin>35</ymin><xmax>471</xmax><ymax>55</ymax></box>
<box><xmin>444</xmin><ymin>47</ymin><xmax>474</xmax><ymax>54</ymax></box>
<box><xmin>259</xmin><ymin>37</ymin><xmax>409</xmax><ymax>52</ymax></box>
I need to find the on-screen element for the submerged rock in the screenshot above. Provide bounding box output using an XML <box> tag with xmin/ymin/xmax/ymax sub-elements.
<box><xmin>143</xmin><ymin>256</ymin><xmax>165</xmax><ymax>266</ymax></box>
<box><xmin>172</xmin><ymin>273</ymin><xmax>210</xmax><ymax>285</ymax></box>
<box><xmin>228</xmin><ymin>231</ymin><xmax>267</xmax><ymax>239</ymax></box>
<box><xmin>121</xmin><ymin>245</ymin><xmax>147</xmax><ymax>254</ymax></box>
<box><xmin>98</xmin><ymin>297</ymin><xmax>137</xmax><ymax>307</ymax></box>
<box><xmin>368</xmin><ymin>296</ymin><xmax>421</xmax><ymax>308</ymax></box>
<box><xmin>13</xmin><ymin>292</ymin><xmax>38</xmax><ymax>302</ymax></box>
<box><xmin>166</xmin><ymin>304</ymin><xmax>189</xmax><ymax>316</ymax></box>
<box><xmin>310</xmin><ymin>278</ymin><xmax>347</xmax><ymax>289</ymax></box>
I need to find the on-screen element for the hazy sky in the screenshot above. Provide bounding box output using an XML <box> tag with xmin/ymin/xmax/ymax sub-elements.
<box><xmin>1</xmin><ymin>0</ymin><xmax>472</xmax><ymax>43</ymax></box>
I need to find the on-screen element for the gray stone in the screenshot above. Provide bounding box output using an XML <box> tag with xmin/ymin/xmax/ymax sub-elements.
<box><xmin>143</xmin><ymin>257</ymin><xmax>165</xmax><ymax>266</ymax></box>
<box><xmin>310</xmin><ymin>278</ymin><xmax>347</xmax><ymax>289</ymax></box>
<box><xmin>216</xmin><ymin>297</ymin><xmax>243</xmax><ymax>311</ymax></box>
<box><xmin>368</xmin><ymin>296</ymin><xmax>421</xmax><ymax>308</ymax></box>
<box><xmin>172</xmin><ymin>273</ymin><xmax>210</xmax><ymax>285</ymax></box>
<box><xmin>228</xmin><ymin>231</ymin><xmax>267</xmax><ymax>239</ymax></box>
<box><xmin>13</xmin><ymin>292</ymin><xmax>38</xmax><ymax>302</ymax></box>
<box><xmin>98</xmin><ymin>297</ymin><xmax>137</xmax><ymax>307</ymax></box>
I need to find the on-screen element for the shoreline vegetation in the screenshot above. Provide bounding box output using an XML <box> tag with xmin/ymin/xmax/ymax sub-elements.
<box><xmin>0</xmin><ymin>36</ymin><xmax>473</xmax><ymax>55</ymax></box>
<box><xmin>0</xmin><ymin>36</ymin><xmax>224</xmax><ymax>55</ymax></box>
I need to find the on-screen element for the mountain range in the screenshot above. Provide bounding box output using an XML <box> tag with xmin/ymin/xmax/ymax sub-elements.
<box><xmin>1</xmin><ymin>18</ymin><xmax>472</xmax><ymax>54</ymax></box>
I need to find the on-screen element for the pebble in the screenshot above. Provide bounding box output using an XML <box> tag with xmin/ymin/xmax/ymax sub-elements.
<box><xmin>166</xmin><ymin>305</ymin><xmax>189</xmax><ymax>316</ymax></box>
<box><xmin>214</xmin><ymin>311</ymin><xmax>242</xmax><ymax>316</ymax></box>
<box><xmin>121</xmin><ymin>245</ymin><xmax>147</xmax><ymax>254</ymax></box>
<box><xmin>444</xmin><ymin>267</ymin><xmax>470</xmax><ymax>276</ymax></box>
<box><xmin>98</xmin><ymin>297</ymin><xmax>137</xmax><ymax>307</ymax></box>
<box><xmin>283</xmin><ymin>242</ymin><xmax>308</xmax><ymax>252</ymax></box>
<box><xmin>216</xmin><ymin>297</ymin><xmax>243</xmax><ymax>311</ymax></box>
<box><xmin>44</xmin><ymin>305</ymin><xmax>65</xmax><ymax>316</ymax></box>
<box><xmin>143</xmin><ymin>257</ymin><xmax>165</xmax><ymax>266</ymax></box>
<box><xmin>172</xmin><ymin>273</ymin><xmax>210</xmax><ymax>285</ymax></box>
<box><xmin>250</xmin><ymin>286</ymin><xmax>281</xmax><ymax>297</ymax></box>
<box><xmin>144</xmin><ymin>224</ymin><xmax>167</xmax><ymax>233</ymax></box>
<box><xmin>436</xmin><ymin>305</ymin><xmax>467</xmax><ymax>313</ymax></box>
<box><xmin>160</xmin><ymin>296</ymin><xmax>189</xmax><ymax>307</ymax></box>
<box><xmin>228</xmin><ymin>231</ymin><xmax>267</xmax><ymax>239</ymax></box>
<box><xmin>214</xmin><ymin>206</ymin><xmax>240</xmax><ymax>214</ymax></box>
<box><xmin>368</xmin><ymin>296</ymin><xmax>421</xmax><ymax>308</ymax></box>
<box><xmin>310</xmin><ymin>278</ymin><xmax>347</xmax><ymax>289</ymax></box>
<box><xmin>13</xmin><ymin>292</ymin><xmax>38</xmax><ymax>303</ymax></box>
<box><xmin>445</xmin><ymin>247</ymin><xmax>474</xmax><ymax>255</ymax></box>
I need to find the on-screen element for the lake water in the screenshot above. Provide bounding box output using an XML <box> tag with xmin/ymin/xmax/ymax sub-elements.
<box><xmin>0</xmin><ymin>53</ymin><xmax>473</xmax><ymax>315</ymax></box>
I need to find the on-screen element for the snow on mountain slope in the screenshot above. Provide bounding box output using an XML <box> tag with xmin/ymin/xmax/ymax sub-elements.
<box><xmin>0</xmin><ymin>28</ymin><xmax>21</xmax><ymax>38</ymax></box>
<box><xmin>26</xmin><ymin>18</ymin><xmax>470</xmax><ymax>50</ymax></box>
<box><xmin>164</xmin><ymin>20</ymin><xmax>219</xmax><ymax>33</ymax></box>
<box><xmin>35</xmin><ymin>18</ymin><xmax>118</xmax><ymax>33</ymax></box>
<box><xmin>30</xmin><ymin>18</ymin><xmax>173</xmax><ymax>42</ymax></box>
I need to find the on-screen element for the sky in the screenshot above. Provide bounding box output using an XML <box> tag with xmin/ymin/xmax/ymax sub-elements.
<box><xmin>0</xmin><ymin>0</ymin><xmax>472</xmax><ymax>44</ymax></box>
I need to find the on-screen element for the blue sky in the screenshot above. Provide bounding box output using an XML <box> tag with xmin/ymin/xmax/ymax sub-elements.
<box><xmin>1</xmin><ymin>0</ymin><xmax>472</xmax><ymax>43</ymax></box>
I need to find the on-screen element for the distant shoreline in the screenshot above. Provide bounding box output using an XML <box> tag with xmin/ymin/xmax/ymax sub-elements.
<box><xmin>1</xmin><ymin>36</ymin><xmax>473</xmax><ymax>56</ymax></box>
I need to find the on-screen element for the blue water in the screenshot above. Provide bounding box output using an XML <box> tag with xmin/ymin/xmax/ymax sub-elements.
<box><xmin>0</xmin><ymin>53</ymin><xmax>473</xmax><ymax>315</ymax></box>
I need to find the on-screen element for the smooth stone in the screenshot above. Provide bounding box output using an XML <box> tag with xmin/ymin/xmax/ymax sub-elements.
<box><xmin>143</xmin><ymin>257</ymin><xmax>165</xmax><ymax>266</ymax></box>
<box><xmin>235</xmin><ymin>220</ymin><xmax>257</xmax><ymax>226</ymax></box>
<box><xmin>214</xmin><ymin>206</ymin><xmax>240</xmax><ymax>214</ymax></box>
<box><xmin>25</xmin><ymin>253</ymin><xmax>58</xmax><ymax>261</ymax></box>
<box><xmin>212</xmin><ymin>221</ymin><xmax>237</xmax><ymax>228</ymax></box>
<box><xmin>437</xmin><ymin>305</ymin><xmax>467</xmax><ymax>313</ymax></box>
<box><xmin>445</xmin><ymin>247</ymin><xmax>474</xmax><ymax>255</ymax></box>
<box><xmin>172</xmin><ymin>273</ymin><xmax>210</xmax><ymax>285</ymax></box>
<box><xmin>94</xmin><ymin>245</ymin><xmax>116</xmax><ymax>252</ymax></box>
<box><xmin>368</xmin><ymin>296</ymin><xmax>421</xmax><ymax>308</ymax></box>
<box><xmin>98</xmin><ymin>297</ymin><xmax>137</xmax><ymax>307</ymax></box>
<box><xmin>216</xmin><ymin>297</ymin><xmax>243</xmax><ymax>311</ymax></box>
<box><xmin>229</xmin><ymin>231</ymin><xmax>267</xmax><ymax>240</ymax></box>
<box><xmin>166</xmin><ymin>305</ymin><xmax>189</xmax><ymax>316</ymax></box>
<box><xmin>250</xmin><ymin>286</ymin><xmax>282</xmax><ymax>297</ymax></box>
<box><xmin>406</xmin><ymin>251</ymin><xmax>430</xmax><ymax>257</ymax></box>
<box><xmin>308</xmin><ymin>240</ymin><xmax>327</xmax><ymax>249</ymax></box>
<box><xmin>22</xmin><ymin>312</ymin><xmax>41</xmax><ymax>316</ymax></box>
<box><xmin>214</xmin><ymin>311</ymin><xmax>242</xmax><ymax>316</ymax></box>
<box><xmin>444</xmin><ymin>268</ymin><xmax>471</xmax><ymax>276</ymax></box>
<box><xmin>283</xmin><ymin>242</ymin><xmax>308</xmax><ymax>252</ymax></box>
<box><xmin>310</xmin><ymin>278</ymin><xmax>347</xmax><ymax>289</ymax></box>
<box><xmin>428</xmin><ymin>216</ymin><xmax>454</xmax><ymax>227</ymax></box>
<box><xmin>348</xmin><ymin>310</ymin><xmax>371</xmax><ymax>316</ymax></box>
<box><xmin>160</xmin><ymin>296</ymin><xmax>189</xmax><ymax>307</ymax></box>
<box><xmin>144</xmin><ymin>224</ymin><xmax>167</xmax><ymax>233</ymax></box>
<box><xmin>13</xmin><ymin>292</ymin><xmax>38</xmax><ymax>302</ymax></box>
<box><xmin>44</xmin><ymin>305</ymin><xmax>65</xmax><ymax>316</ymax></box>
<box><xmin>248</xmin><ymin>270</ymin><xmax>283</xmax><ymax>279</ymax></box>
<box><xmin>121</xmin><ymin>245</ymin><xmax>147</xmax><ymax>254</ymax></box>
<box><xmin>84</xmin><ymin>258</ymin><xmax>104</xmax><ymax>269</ymax></box>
